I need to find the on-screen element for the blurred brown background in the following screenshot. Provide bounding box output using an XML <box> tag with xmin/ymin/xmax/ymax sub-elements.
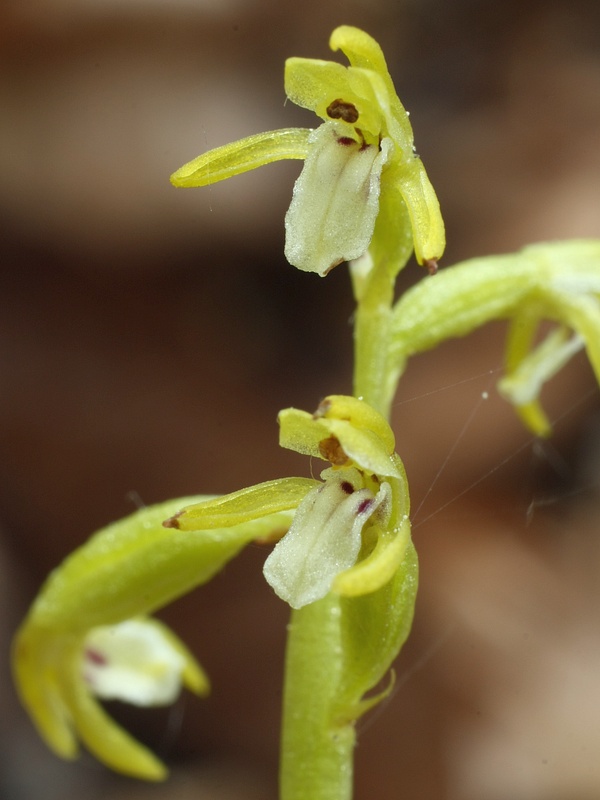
<box><xmin>1</xmin><ymin>0</ymin><xmax>600</xmax><ymax>798</ymax></box>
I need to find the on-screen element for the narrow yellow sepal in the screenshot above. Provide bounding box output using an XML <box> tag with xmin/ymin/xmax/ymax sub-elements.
<box><xmin>329</xmin><ymin>26</ymin><xmax>393</xmax><ymax>98</ymax></box>
<box><xmin>12</xmin><ymin>626</ymin><xmax>79</xmax><ymax>761</ymax></box>
<box><xmin>172</xmin><ymin>478</ymin><xmax>316</xmax><ymax>530</ymax></box>
<box><xmin>388</xmin><ymin>159</ymin><xmax>446</xmax><ymax>266</ymax></box>
<box><xmin>59</xmin><ymin>650</ymin><xmax>170</xmax><ymax>781</ymax></box>
<box><xmin>170</xmin><ymin>128</ymin><xmax>310</xmax><ymax>187</ymax></box>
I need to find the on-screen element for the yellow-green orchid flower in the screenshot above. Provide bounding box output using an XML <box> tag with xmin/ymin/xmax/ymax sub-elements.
<box><xmin>14</xmin><ymin>615</ymin><xmax>207</xmax><ymax>780</ymax></box>
<box><xmin>170</xmin><ymin>395</ymin><xmax>412</xmax><ymax>609</ymax></box>
<box><xmin>170</xmin><ymin>26</ymin><xmax>445</xmax><ymax>276</ymax></box>
<box><xmin>12</xmin><ymin>496</ymin><xmax>295</xmax><ymax>779</ymax></box>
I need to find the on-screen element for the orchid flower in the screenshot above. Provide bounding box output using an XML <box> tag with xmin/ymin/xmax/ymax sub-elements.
<box><xmin>12</xmin><ymin>496</ymin><xmax>295</xmax><ymax>779</ymax></box>
<box><xmin>165</xmin><ymin>395</ymin><xmax>418</xmax><ymax>800</ymax></box>
<box><xmin>14</xmin><ymin>615</ymin><xmax>207</xmax><ymax>780</ymax></box>
<box><xmin>170</xmin><ymin>25</ymin><xmax>445</xmax><ymax>276</ymax></box>
<box><xmin>168</xmin><ymin>395</ymin><xmax>412</xmax><ymax>609</ymax></box>
<box><xmin>12</xmin><ymin>395</ymin><xmax>414</xmax><ymax>778</ymax></box>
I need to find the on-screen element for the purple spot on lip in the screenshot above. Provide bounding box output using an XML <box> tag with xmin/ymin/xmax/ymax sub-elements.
<box><xmin>337</xmin><ymin>136</ymin><xmax>356</xmax><ymax>147</ymax></box>
<box><xmin>85</xmin><ymin>648</ymin><xmax>108</xmax><ymax>667</ymax></box>
<box><xmin>356</xmin><ymin>499</ymin><xmax>372</xmax><ymax>515</ymax></box>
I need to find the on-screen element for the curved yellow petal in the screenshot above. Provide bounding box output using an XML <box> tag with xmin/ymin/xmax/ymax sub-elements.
<box><xmin>170</xmin><ymin>128</ymin><xmax>310</xmax><ymax>187</ymax></box>
<box><xmin>333</xmin><ymin>515</ymin><xmax>411</xmax><ymax>596</ymax></box>
<box><xmin>388</xmin><ymin>159</ymin><xmax>446</xmax><ymax>266</ymax></box>
<box><xmin>59</xmin><ymin>652</ymin><xmax>168</xmax><ymax>781</ymax></box>
<box><xmin>12</xmin><ymin>625</ymin><xmax>78</xmax><ymax>760</ymax></box>
<box><xmin>326</xmin><ymin>420</ymin><xmax>400</xmax><ymax>478</ymax></box>
<box><xmin>329</xmin><ymin>26</ymin><xmax>391</xmax><ymax>91</ymax></box>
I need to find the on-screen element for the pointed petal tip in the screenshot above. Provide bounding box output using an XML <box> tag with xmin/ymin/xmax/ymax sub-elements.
<box><xmin>184</xmin><ymin>666</ymin><xmax>210</xmax><ymax>697</ymax></box>
<box><xmin>131</xmin><ymin>757</ymin><xmax>169</xmax><ymax>782</ymax></box>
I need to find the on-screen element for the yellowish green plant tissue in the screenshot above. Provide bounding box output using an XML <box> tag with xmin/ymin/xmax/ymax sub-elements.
<box><xmin>12</xmin><ymin>24</ymin><xmax>600</xmax><ymax>800</ymax></box>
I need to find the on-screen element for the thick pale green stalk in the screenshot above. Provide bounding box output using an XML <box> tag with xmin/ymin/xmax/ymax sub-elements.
<box><xmin>389</xmin><ymin>241</ymin><xmax>600</xmax><ymax>366</ymax></box>
<box><xmin>281</xmin><ymin>596</ymin><xmax>353</xmax><ymax>800</ymax></box>
<box><xmin>280</xmin><ymin>539</ymin><xmax>419</xmax><ymax>800</ymax></box>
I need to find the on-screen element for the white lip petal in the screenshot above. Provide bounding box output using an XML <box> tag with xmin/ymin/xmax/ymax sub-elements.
<box><xmin>83</xmin><ymin>619</ymin><xmax>186</xmax><ymax>707</ymax></box>
<box><xmin>284</xmin><ymin>124</ymin><xmax>392</xmax><ymax>276</ymax></box>
<box><xmin>263</xmin><ymin>468</ymin><xmax>387</xmax><ymax>608</ymax></box>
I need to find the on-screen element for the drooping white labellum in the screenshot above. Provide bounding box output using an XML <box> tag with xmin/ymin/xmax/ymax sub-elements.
<box><xmin>263</xmin><ymin>467</ymin><xmax>389</xmax><ymax>608</ymax></box>
<box><xmin>284</xmin><ymin>122</ymin><xmax>392</xmax><ymax>276</ymax></box>
<box><xmin>83</xmin><ymin>619</ymin><xmax>186</xmax><ymax>707</ymax></box>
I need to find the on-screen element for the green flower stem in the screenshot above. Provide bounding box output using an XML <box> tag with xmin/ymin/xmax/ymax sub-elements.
<box><xmin>352</xmin><ymin>268</ymin><xmax>397</xmax><ymax>420</ymax></box>
<box><xmin>351</xmin><ymin>180</ymin><xmax>415</xmax><ymax>420</ymax></box>
<box><xmin>279</xmin><ymin>194</ymin><xmax>416</xmax><ymax>798</ymax></box>
<box><xmin>280</xmin><ymin>537</ymin><xmax>419</xmax><ymax>800</ymax></box>
<box><xmin>352</xmin><ymin>243</ymin><xmax>410</xmax><ymax>420</ymax></box>
<box><xmin>281</xmin><ymin>596</ymin><xmax>353</xmax><ymax>800</ymax></box>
